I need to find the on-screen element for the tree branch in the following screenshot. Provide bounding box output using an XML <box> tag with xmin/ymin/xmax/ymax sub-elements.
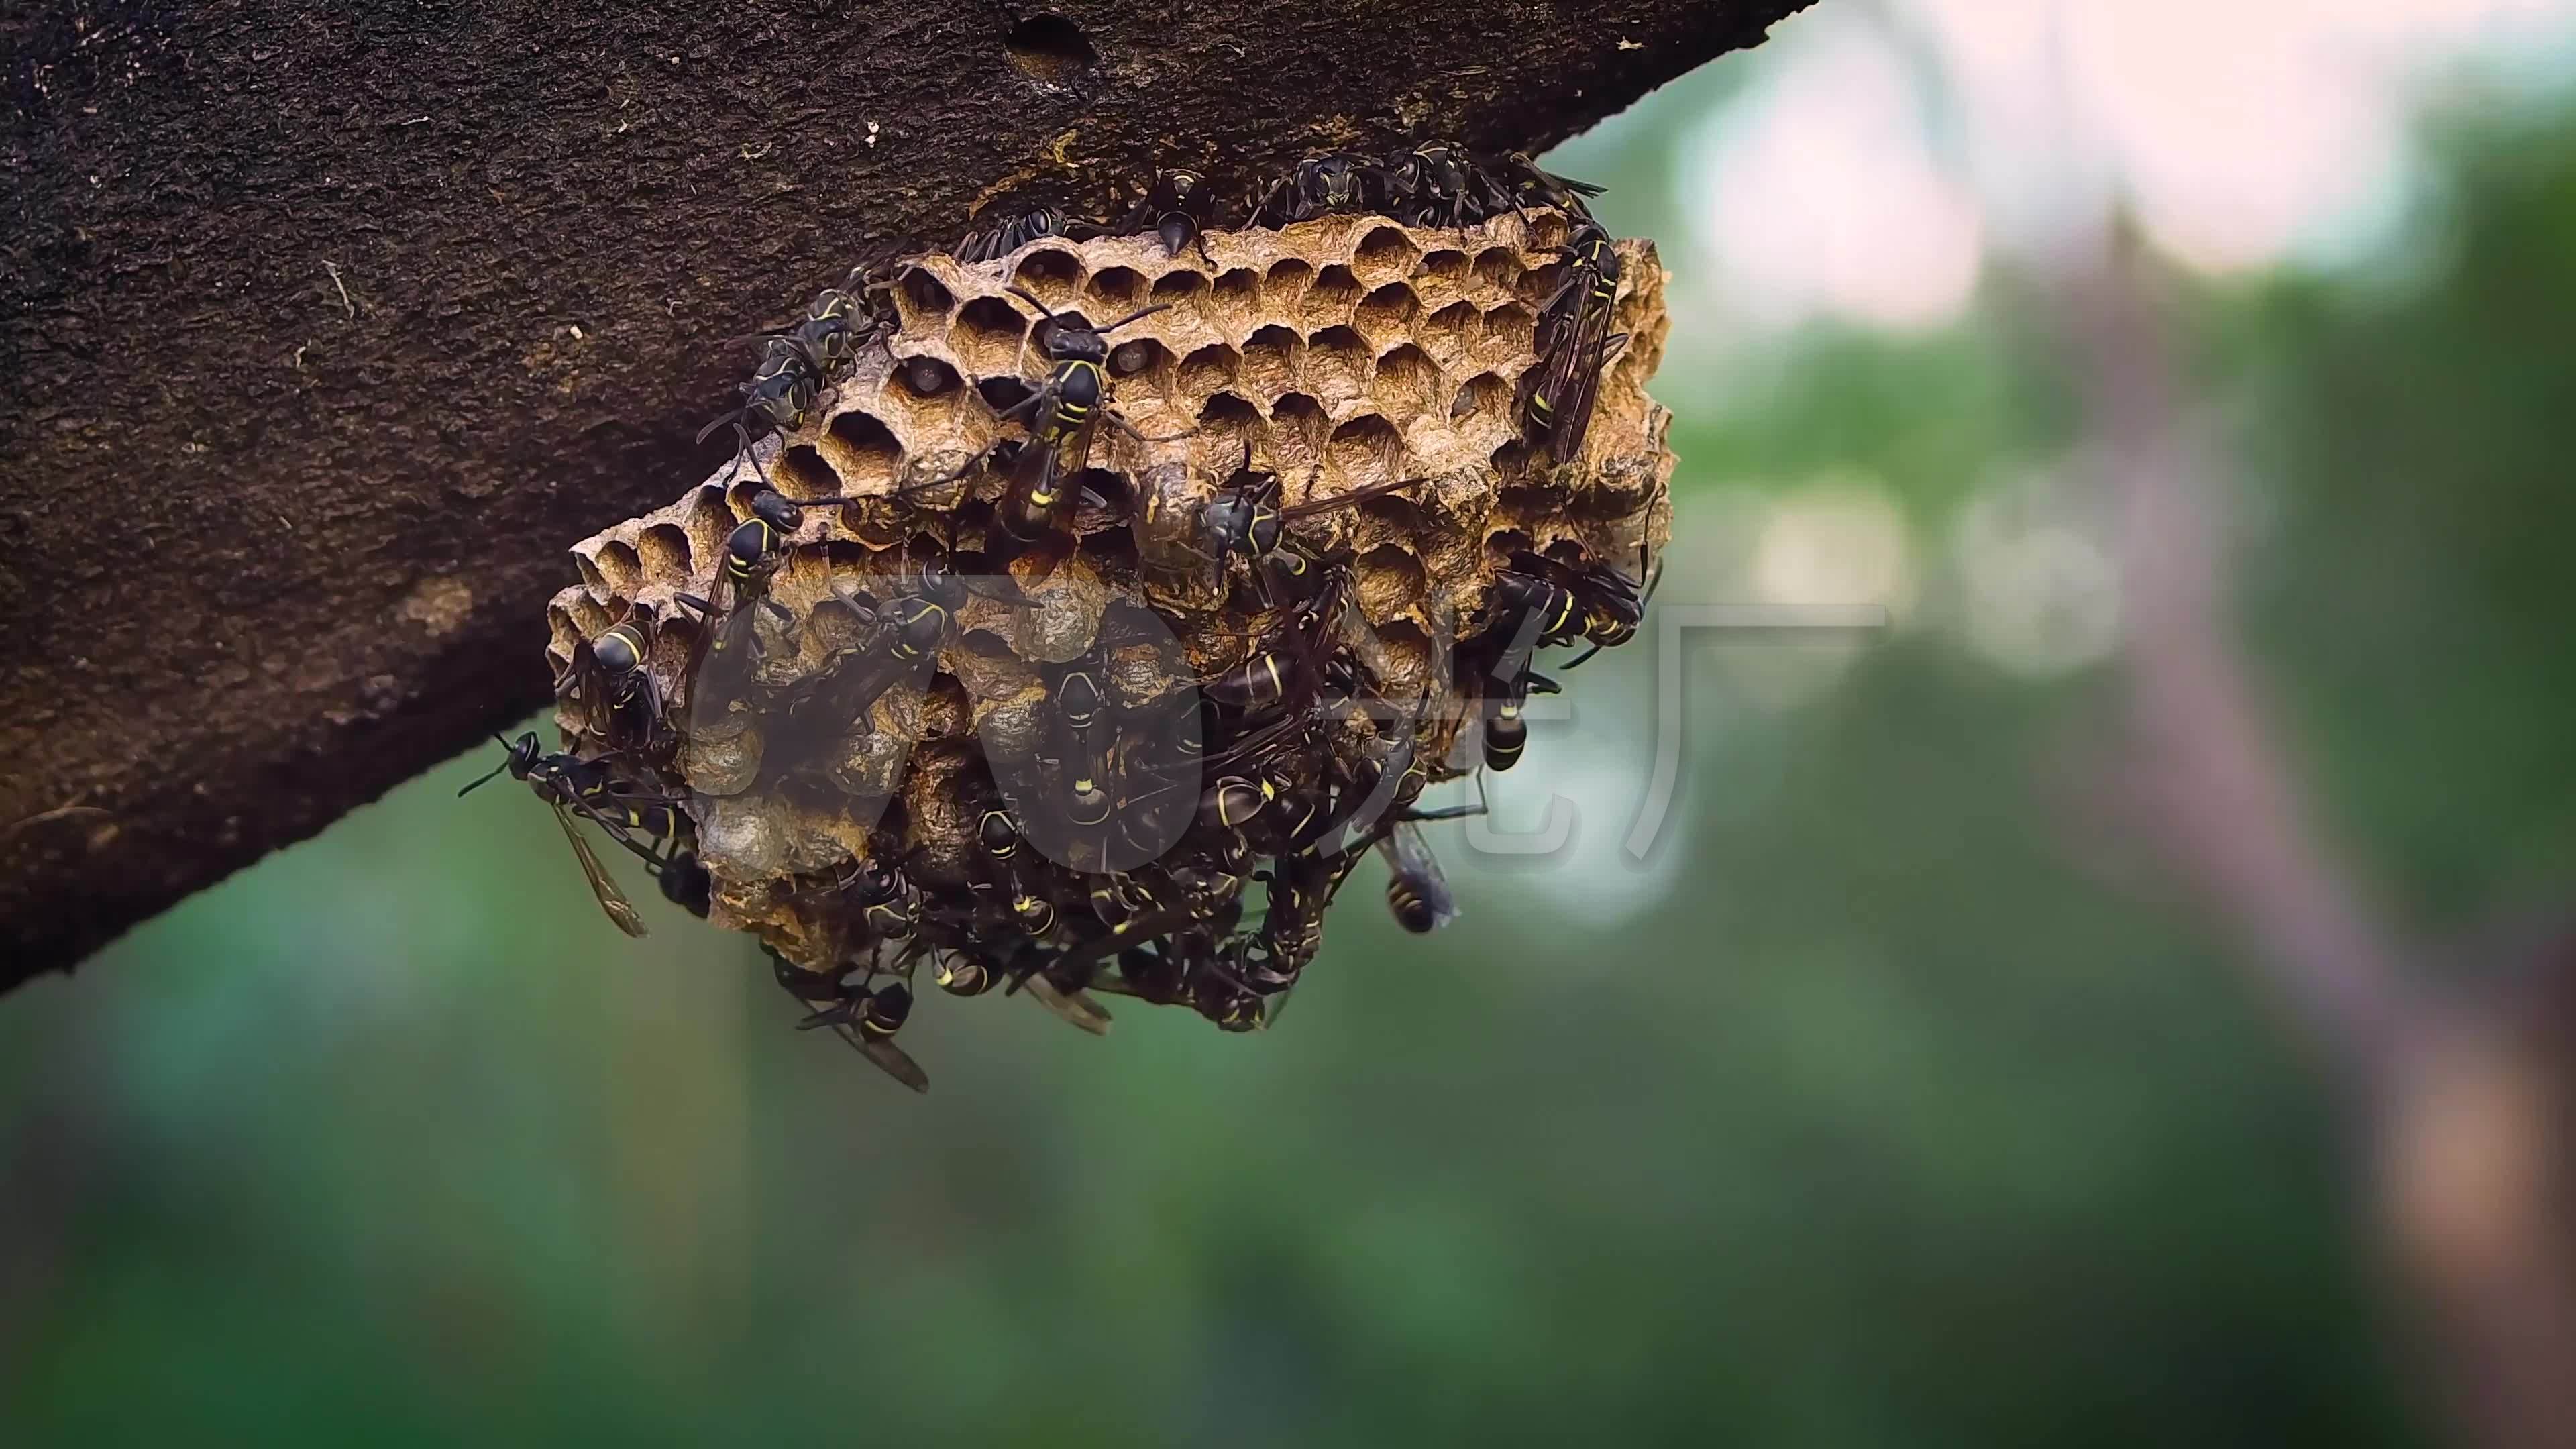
<box><xmin>0</xmin><ymin>0</ymin><xmax>1812</xmax><ymax>983</ymax></box>
<box><xmin>2080</xmin><ymin>231</ymin><xmax>2426</xmax><ymax>1099</ymax></box>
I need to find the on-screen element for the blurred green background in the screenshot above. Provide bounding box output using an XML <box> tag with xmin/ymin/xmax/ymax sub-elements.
<box><xmin>11</xmin><ymin>6</ymin><xmax>2576</xmax><ymax>1443</ymax></box>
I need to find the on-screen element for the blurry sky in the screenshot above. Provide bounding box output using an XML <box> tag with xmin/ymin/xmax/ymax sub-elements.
<box><xmin>1683</xmin><ymin>0</ymin><xmax>2576</xmax><ymax>331</ymax></box>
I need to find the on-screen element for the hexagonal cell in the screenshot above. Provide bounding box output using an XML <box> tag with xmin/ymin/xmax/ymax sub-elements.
<box><xmin>1108</xmin><ymin>335</ymin><xmax>1171</xmax><ymax>381</ymax></box>
<box><xmin>1264</xmin><ymin>258</ymin><xmax>1315</xmax><ymax>311</ymax></box>
<box><xmin>1197</xmin><ymin>391</ymin><xmax>1260</xmax><ymax>432</ymax></box>
<box><xmin>1481</xmin><ymin>302</ymin><xmax>1538</xmax><ymax>360</ymax></box>
<box><xmin>1449</xmin><ymin>370</ymin><xmax>1509</xmax><ymax>423</ymax></box>
<box><xmin>1354</xmin><ymin>282</ymin><xmax>1421</xmax><ymax>343</ymax></box>
<box><xmin>895</xmin><ymin>266</ymin><xmax>956</xmax><ymax>331</ymax></box>
<box><xmin>1176</xmin><ymin>342</ymin><xmax>1242</xmax><ymax>404</ymax></box>
<box><xmin>1421</xmin><ymin>248</ymin><xmax>1471</xmax><ymax>286</ymax></box>
<box><xmin>1472</xmin><ymin>247</ymin><xmax>1521</xmax><ymax>300</ymax></box>
<box><xmin>1352</xmin><ymin>542</ymin><xmax>1429</xmax><ymax>616</ymax></box>
<box><xmin>589</xmin><ymin>537</ymin><xmax>643</xmax><ymax>598</ymax></box>
<box><xmin>1303</xmin><ymin>264</ymin><xmax>1362</xmax><ymax>329</ymax></box>
<box><xmin>637</xmin><ymin>523</ymin><xmax>694</xmax><ymax>584</ymax></box>
<box><xmin>1517</xmin><ymin>258</ymin><xmax>1570</xmax><ymax>311</ymax></box>
<box><xmin>1149</xmin><ymin>268</ymin><xmax>1210</xmax><ymax>307</ymax></box>
<box><xmin>1238</xmin><ymin>324</ymin><xmax>1303</xmax><ymax>396</ymax></box>
<box><xmin>824</xmin><ymin>411</ymin><xmax>903</xmax><ymax>494</ymax></box>
<box><xmin>777</xmin><ymin>443</ymin><xmax>847</xmax><ymax>503</ymax></box>
<box><xmin>1010</xmin><ymin>247</ymin><xmax>1089</xmax><ymax>312</ymax></box>
<box><xmin>572</xmin><ymin>547</ymin><xmax>611</xmax><ymax>598</ymax></box>
<box><xmin>553</xmin><ymin>592</ymin><xmax>613</xmax><ymax>647</ymax></box>
<box><xmin>1304</xmin><ymin>325</ymin><xmax>1371</xmax><ymax>406</ymax></box>
<box><xmin>1353</xmin><ymin>224</ymin><xmax>1421</xmax><ymax>284</ymax></box>
<box><xmin>1208</xmin><ymin>267</ymin><xmax>1260</xmax><ymax>331</ymax></box>
<box><xmin>1419</xmin><ymin>299</ymin><xmax>1479</xmax><ymax>366</ymax></box>
<box><xmin>953</xmin><ymin>294</ymin><xmax>1033</xmax><ymax>378</ymax></box>
<box><xmin>1327</xmin><ymin>413</ymin><xmax>1402</xmax><ymax>486</ymax></box>
<box><xmin>1087</xmin><ymin>265</ymin><xmax>1148</xmax><ymax>314</ymax></box>
<box><xmin>1368</xmin><ymin>343</ymin><xmax>1442</xmax><ymax>427</ymax></box>
<box><xmin>891</xmin><ymin>354</ymin><xmax>963</xmax><ymax>400</ymax></box>
<box><xmin>1523</xmin><ymin>211</ymin><xmax>1574</xmax><ymax>253</ymax></box>
<box><xmin>975</xmin><ymin>374</ymin><xmax>1036</xmax><ymax>416</ymax></box>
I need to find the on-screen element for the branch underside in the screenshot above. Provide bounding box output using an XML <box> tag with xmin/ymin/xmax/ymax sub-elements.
<box><xmin>0</xmin><ymin>0</ymin><xmax>1811</xmax><ymax>983</ymax></box>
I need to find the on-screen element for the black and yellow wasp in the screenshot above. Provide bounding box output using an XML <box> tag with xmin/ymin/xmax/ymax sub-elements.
<box><xmin>674</xmin><ymin>488</ymin><xmax>808</xmax><ymax>731</ymax></box>
<box><xmin>965</xmin><ymin>288</ymin><xmax>1175</xmax><ymax>543</ymax></box>
<box><xmin>696</xmin><ymin>280</ymin><xmax>883</xmax><ymax>484</ymax></box>
<box><xmin>769</xmin><ymin>947</ymin><xmax>931</xmax><ymax>1093</ymax></box>
<box><xmin>1519</xmin><ymin>219</ymin><xmax>1627</xmax><ymax>464</ymax></box>
<box><xmin>459</xmin><ymin>732</ymin><xmax>687</xmax><ymax>938</ymax></box>
<box><xmin>557</xmin><ymin>606</ymin><xmax>669</xmax><ymax>757</ymax></box>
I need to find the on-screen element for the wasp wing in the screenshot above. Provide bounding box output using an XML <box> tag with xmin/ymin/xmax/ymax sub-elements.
<box><xmin>1273</xmin><ymin>474</ymin><xmax>1426</xmax><ymax>523</ymax></box>
<box><xmin>1022</xmin><ymin>974</ymin><xmax>1114</xmax><ymax>1035</ymax></box>
<box><xmin>1375</xmin><ymin>821</ymin><xmax>1459</xmax><ymax>932</ymax></box>
<box><xmin>835</xmin><ymin>1027</ymin><xmax>932</xmax><ymax>1093</ymax></box>
<box><xmin>552</xmin><ymin>799</ymin><xmax>647</xmax><ymax>938</ymax></box>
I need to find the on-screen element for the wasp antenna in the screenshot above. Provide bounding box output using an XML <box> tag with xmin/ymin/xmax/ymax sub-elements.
<box><xmin>1003</xmin><ymin>285</ymin><xmax>1058</xmax><ymax>321</ymax></box>
<box><xmin>1099</xmin><ymin>301</ymin><xmax>1173</xmax><ymax>335</ymax></box>
<box><xmin>457</xmin><ymin>745</ymin><xmax>515</xmax><ymax>797</ymax></box>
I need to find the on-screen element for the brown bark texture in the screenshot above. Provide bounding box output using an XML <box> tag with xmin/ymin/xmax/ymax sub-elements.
<box><xmin>0</xmin><ymin>0</ymin><xmax>1811</xmax><ymax>984</ymax></box>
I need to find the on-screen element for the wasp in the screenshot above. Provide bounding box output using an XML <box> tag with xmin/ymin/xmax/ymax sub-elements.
<box><xmin>1247</xmin><ymin>843</ymin><xmax>1365</xmax><ymax>986</ymax></box>
<box><xmin>1470</xmin><ymin>548</ymin><xmax>1640</xmax><ymax>692</ymax></box>
<box><xmin>1254</xmin><ymin>153</ymin><xmax>1381</xmax><ymax>227</ymax></box>
<box><xmin>1479</xmin><ymin>669</ymin><xmax>1559</xmax><ymax>771</ymax></box>
<box><xmin>953</xmin><ymin>205</ymin><xmax>1102</xmax><ymax>265</ymax></box>
<box><xmin>951</xmin><ymin>289</ymin><xmax>1175</xmax><ymax>543</ymax></box>
<box><xmin>792</xmin><ymin>541</ymin><xmax>973</xmax><ymax>738</ymax></box>
<box><xmin>1190</xmin><ymin>940</ymin><xmax>1270</xmax><ymax>1032</ymax></box>
<box><xmin>557</xmin><ymin>607</ymin><xmax>669</xmax><ymax>757</ymax></box>
<box><xmin>1038</xmin><ymin>900</ymin><xmax>1234</xmax><ymax>1013</ymax></box>
<box><xmin>651</xmin><ymin>847</ymin><xmax>713</xmax><ymax>920</ymax></box>
<box><xmin>1189</xmin><ymin>720</ymin><xmax>1335</xmax><ymax>859</ymax></box>
<box><xmin>1199</xmin><ymin>554</ymin><xmax>1356</xmax><ymax>735</ymax></box>
<box><xmin>934</xmin><ymin>951</ymin><xmax>1003</xmax><ymax>998</ymax></box>
<box><xmin>840</xmin><ymin>857</ymin><xmax>924</xmax><ymax>945</ymax></box>
<box><xmin>1185</xmin><ymin>449</ymin><xmax>1424</xmax><ymax>606</ymax></box>
<box><xmin>696</xmin><ymin>263</ymin><xmax>900</xmax><ymax>482</ymax></box>
<box><xmin>779</xmin><ymin>955</ymin><xmax>931</xmax><ymax>1095</ymax></box>
<box><xmin>773</xmin><ymin>285</ymin><xmax>871</xmax><ymax>377</ymax></box>
<box><xmin>1384</xmin><ymin>142</ymin><xmax>1513</xmax><ymax>228</ymax></box>
<box><xmin>1519</xmin><ymin>222</ymin><xmax>1628</xmax><ymax>465</ymax></box>
<box><xmin>836</xmin><ymin>982</ymin><xmax>930</xmax><ymax>1093</ymax></box>
<box><xmin>1493</xmin><ymin>151</ymin><xmax>1606</xmax><ymax>221</ymax></box>
<box><xmin>1464</xmin><ymin>548</ymin><xmax>1638</xmax><ymax>769</ymax></box>
<box><xmin>674</xmin><ymin>488</ymin><xmax>807</xmax><ymax>728</ymax></box>
<box><xmin>1042</xmin><ymin>661</ymin><xmax>1115</xmax><ymax>828</ymax></box>
<box><xmin>460</xmin><ymin>733</ymin><xmax>685</xmax><ymax>938</ymax></box>
<box><xmin>697</xmin><ymin>338</ymin><xmax>818</xmax><ymax>484</ymax></box>
<box><xmin>979</xmin><ymin>804</ymin><xmax>1025</xmax><ymax>867</ymax></box>
<box><xmin>1500</xmin><ymin>548</ymin><xmax>1644</xmax><ymax>663</ymax></box>
<box><xmin>1377</xmin><ymin>821</ymin><xmax>1458</xmax><ymax>934</ymax></box>
<box><xmin>953</xmin><ymin>920</ymin><xmax>1111</xmax><ymax>1036</ymax></box>
<box><xmin>1119</xmin><ymin>168</ymin><xmax>1218</xmax><ymax>262</ymax></box>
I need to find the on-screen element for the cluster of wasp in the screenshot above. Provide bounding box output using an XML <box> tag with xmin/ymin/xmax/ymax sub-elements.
<box><xmin>469</xmin><ymin>143</ymin><xmax>1666</xmax><ymax>1093</ymax></box>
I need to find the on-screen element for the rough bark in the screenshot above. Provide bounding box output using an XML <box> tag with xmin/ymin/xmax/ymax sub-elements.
<box><xmin>0</xmin><ymin>0</ymin><xmax>1811</xmax><ymax>983</ymax></box>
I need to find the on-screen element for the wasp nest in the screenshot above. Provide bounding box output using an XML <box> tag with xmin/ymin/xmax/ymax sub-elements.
<box><xmin>535</xmin><ymin>194</ymin><xmax>1670</xmax><ymax>1086</ymax></box>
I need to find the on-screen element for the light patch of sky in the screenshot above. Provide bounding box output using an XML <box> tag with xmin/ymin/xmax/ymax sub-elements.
<box><xmin>1675</xmin><ymin>0</ymin><xmax>2576</xmax><ymax>328</ymax></box>
<box><xmin>1949</xmin><ymin>458</ymin><xmax>2123</xmax><ymax>678</ymax></box>
<box><xmin>1681</xmin><ymin>15</ymin><xmax>1986</xmax><ymax>331</ymax></box>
